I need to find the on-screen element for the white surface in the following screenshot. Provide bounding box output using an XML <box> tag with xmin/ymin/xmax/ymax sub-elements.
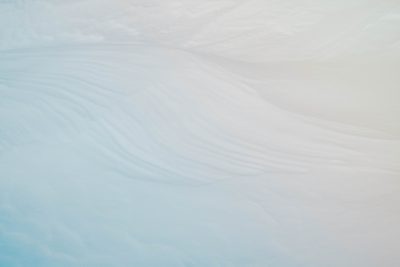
<box><xmin>0</xmin><ymin>1</ymin><xmax>399</xmax><ymax>266</ymax></box>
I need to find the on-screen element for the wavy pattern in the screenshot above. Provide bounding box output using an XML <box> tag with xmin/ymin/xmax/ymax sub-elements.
<box><xmin>0</xmin><ymin>1</ymin><xmax>399</xmax><ymax>267</ymax></box>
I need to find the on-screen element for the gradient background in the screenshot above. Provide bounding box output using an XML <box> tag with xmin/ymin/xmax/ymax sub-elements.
<box><xmin>0</xmin><ymin>1</ymin><xmax>399</xmax><ymax>266</ymax></box>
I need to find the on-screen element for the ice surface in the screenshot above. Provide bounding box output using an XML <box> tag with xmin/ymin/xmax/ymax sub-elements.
<box><xmin>0</xmin><ymin>1</ymin><xmax>399</xmax><ymax>266</ymax></box>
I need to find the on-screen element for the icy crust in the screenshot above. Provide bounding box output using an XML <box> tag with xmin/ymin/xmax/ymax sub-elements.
<box><xmin>0</xmin><ymin>1</ymin><xmax>400</xmax><ymax>267</ymax></box>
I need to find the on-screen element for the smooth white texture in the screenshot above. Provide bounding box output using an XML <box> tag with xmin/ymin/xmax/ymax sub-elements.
<box><xmin>0</xmin><ymin>1</ymin><xmax>399</xmax><ymax>266</ymax></box>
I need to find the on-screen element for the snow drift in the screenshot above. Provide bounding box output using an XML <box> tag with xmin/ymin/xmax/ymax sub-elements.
<box><xmin>0</xmin><ymin>1</ymin><xmax>399</xmax><ymax>266</ymax></box>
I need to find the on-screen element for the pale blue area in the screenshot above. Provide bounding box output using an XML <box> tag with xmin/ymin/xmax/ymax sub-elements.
<box><xmin>1</xmin><ymin>1</ymin><xmax>399</xmax><ymax>267</ymax></box>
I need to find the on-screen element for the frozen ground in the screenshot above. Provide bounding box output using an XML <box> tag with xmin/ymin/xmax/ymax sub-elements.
<box><xmin>0</xmin><ymin>1</ymin><xmax>399</xmax><ymax>266</ymax></box>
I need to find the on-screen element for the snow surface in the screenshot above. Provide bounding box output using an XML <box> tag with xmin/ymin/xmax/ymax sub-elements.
<box><xmin>0</xmin><ymin>1</ymin><xmax>399</xmax><ymax>266</ymax></box>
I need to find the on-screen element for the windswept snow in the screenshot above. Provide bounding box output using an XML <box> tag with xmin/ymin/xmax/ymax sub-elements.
<box><xmin>0</xmin><ymin>1</ymin><xmax>399</xmax><ymax>267</ymax></box>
